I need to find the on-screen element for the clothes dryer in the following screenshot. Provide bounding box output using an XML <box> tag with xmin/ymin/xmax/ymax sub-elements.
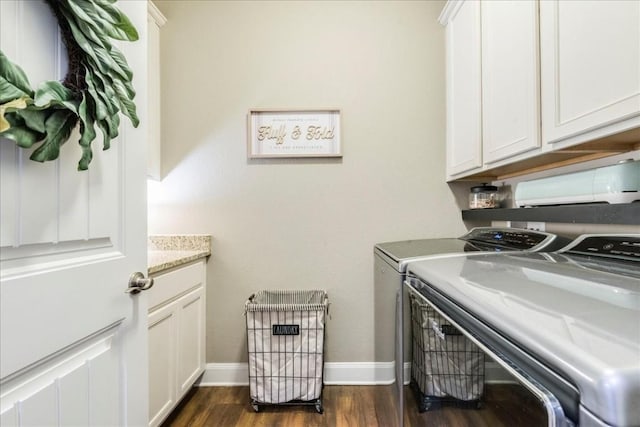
<box><xmin>405</xmin><ymin>234</ymin><xmax>640</xmax><ymax>426</ymax></box>
<box><xmin>374</xmin><ymin>227</ymin><xmax>570</xmax><ymax>427</ymax></box>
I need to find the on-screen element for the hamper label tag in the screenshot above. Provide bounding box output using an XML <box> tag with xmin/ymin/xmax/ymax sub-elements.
<box><xmin>273</xmin><ymin>324</ymin><xmax>300</xmax><ymax>335</ymax></box>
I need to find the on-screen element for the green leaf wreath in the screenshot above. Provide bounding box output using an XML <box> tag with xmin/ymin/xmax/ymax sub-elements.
<box><xmin>0</xmin><ymin>0</ymin><xmax>139</xmax><ymax>171</ymax></box>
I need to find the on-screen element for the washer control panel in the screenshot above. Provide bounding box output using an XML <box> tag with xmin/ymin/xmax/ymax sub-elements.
<box><xmin>568</xmin><ymin>235</ymin><xmax>640</xmax><ymax>260</ymax></box>
<box><xmin>462</xmin><ymin>228</ymin><xmax>551</xmax><ymax>250</ymax></box>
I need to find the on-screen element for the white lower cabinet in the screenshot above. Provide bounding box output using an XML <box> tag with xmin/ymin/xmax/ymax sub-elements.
<box><xmin>148</xmin><ymin>304</ymin><xmax>177</xmax><ymax>427</ymax></box>
<box><xmin>148</xmin><ymin>261</ymin><xmax>206</xmax><ymax>427</ymax></box>
<box><xmin>176</xmin><ymin>288</ymin><xmax>206</xmax><ymax>396</ymax></box>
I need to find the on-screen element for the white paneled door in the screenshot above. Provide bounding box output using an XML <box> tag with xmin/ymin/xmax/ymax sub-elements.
<box><xmin>0</xmin><ymin>1</ymin><xmax>149</xmax><ymax>426</ymax></box>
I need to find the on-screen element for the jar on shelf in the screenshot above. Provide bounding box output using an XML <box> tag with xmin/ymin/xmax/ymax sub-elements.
<box><xmin>469</xmin><ymin>184</ymin><xmax>500</xmax><ymax>209</ymax></box>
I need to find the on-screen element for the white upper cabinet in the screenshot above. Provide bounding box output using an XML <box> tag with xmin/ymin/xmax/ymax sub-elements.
<box><xmin>147</xmin><ymin>2</ymin><xmax>166</xmax><ymax>180</ymax></box>
<box><xmin>540</xmin><ymin>0</ymin><xmax>640</xmax><ymax>147</ymax></box>
<box><xmin>442</xmin><ymin>1</ymin><xmax>483</xmax><ymax>177</ymax></box>
<box><xmin>481</xmin><ymin>0</ymin><xmax>540</xmax><ymax>164</ymax></box>
<box><xmin>441</xmin><ymin>0</ymin><xmax>640</xmax><ymax>181</ymax></box>
<box><xmin>441</xmin><ymin>0</ymin><xmax>541</xmax><ymax>179</ymax></box>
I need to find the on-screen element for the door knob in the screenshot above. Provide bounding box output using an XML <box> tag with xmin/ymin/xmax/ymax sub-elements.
<box><xmin>126</xmin><ymin>272</ymin><xmax>154</xmax><ymax>294</ymax></box>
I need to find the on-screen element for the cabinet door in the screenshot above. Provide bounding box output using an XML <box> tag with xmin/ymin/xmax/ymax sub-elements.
<box><xmin>445</xmin><ymin>0</ymin><xmax>482</xmax><ymax>177</ymax></box>
<box><xmin>540</xmin><ymin>0</ymin><xmax>640</xmax><ymax>145</ymax></box>
<box><xmin>176</xmin><ymin>287</ymin><xmax>206</xmax><ymax>397</ymax></box>
<box><xmin>147</xmin><ymin>3</ymin><xmax>166</xmax><ymax>180</ymax></box>
<box><xmin>148</xmin><ymin>305</ymin><xmax>177</xmax><ymax>427</ymax></box>
<box><xmin>482</xmin><ymin>0</ymin><xmax>540</xmax><ymax>164</ymax></box>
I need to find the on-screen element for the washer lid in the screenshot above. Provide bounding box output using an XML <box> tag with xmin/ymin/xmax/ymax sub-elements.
<box><xmin>407</xmin><ymin>252</ymin><xmax>640</xmax><ymax>426</ymax></box>
<box><xmin>374</xmin><ymin>227</ymin><xmax>564</xmax><ymax>265</ymax></box>
<box><xmin>374</xmin><ymin>238</ymin><xmax>472</xmax><ymax>263</ymax></box>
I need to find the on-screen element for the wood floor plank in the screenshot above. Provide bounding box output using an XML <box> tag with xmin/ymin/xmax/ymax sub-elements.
<box><xmin>161</xmin><ymin>384</ymin><xmax>546</xmax><ymax>427</ymax></box>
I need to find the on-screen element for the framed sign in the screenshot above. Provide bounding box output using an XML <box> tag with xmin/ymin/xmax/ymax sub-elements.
<box><xmin>248</xmin><ymin>109</ymin><xmax>341</xmax><ymax>158</ymax></box>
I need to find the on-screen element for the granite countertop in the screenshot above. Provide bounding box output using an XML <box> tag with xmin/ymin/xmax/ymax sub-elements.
<box><xmin>148</xmin><ymin>235</ymin><xmax>211</xmax><ymax>274</ymax></box>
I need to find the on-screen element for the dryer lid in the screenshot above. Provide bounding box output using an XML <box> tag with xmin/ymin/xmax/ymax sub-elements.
<box><xmin>407</xmin><ymin>247</ymin><xmax>640</xmax><ymax>426</ymax></box>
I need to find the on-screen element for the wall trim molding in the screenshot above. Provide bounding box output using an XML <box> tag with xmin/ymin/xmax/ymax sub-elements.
<box><xmin>324</xmin><ymin>362</ymin><xmax>396</xmax><ymax>385</ymax></box>
<box><xmin>198</xmin><ymin>362</ymin><xmax>396</xmax><ymax>386</ymax></box>
<box><xmin>197</xmin><ymin>361</ymin><xmax>515</xmax><ymax>386</ymax></box>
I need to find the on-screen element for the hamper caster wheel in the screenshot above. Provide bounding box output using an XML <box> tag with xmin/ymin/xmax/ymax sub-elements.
<box><xmin>315</xmin><ymin>401</ymin><xmax>323</xmax><ymax>414</ymax></box>
<box><xmin>419</xmin><ymin>397</ymin><xmax>439</xmax><ymax>413</ymax></box>
<box><xmin>251</xmin><ymin>402</ymin><xmax>260</xmax><ymax>412</ymax></box>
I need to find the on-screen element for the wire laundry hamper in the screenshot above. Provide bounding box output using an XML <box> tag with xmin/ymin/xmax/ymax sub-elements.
<box><xmin>245</xmin><ymin>289</ymin><xmax>329</xmax><ymax>413</ymax></box>
<box><xmin>409</xmin><ymin>292</ymin><xmax>485</xmax><ymax>412</ymax></box>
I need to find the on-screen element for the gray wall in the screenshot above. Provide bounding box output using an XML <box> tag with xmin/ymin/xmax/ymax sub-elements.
<box><xmin>147</xmin><ymin>0</ymin><xmax>468</xmax><ymax>364</ymax></box>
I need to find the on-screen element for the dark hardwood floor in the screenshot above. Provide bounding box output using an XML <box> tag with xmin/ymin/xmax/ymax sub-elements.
<box><xmin>161</xmin><ymin>384</ymin><xmax>545</xmax><ymax>427</ymax></box>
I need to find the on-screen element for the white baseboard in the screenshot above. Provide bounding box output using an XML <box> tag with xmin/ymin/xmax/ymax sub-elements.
<box><xmin>403</xmin><ymin>361</ymin><xmax>515</xmax><ymax>384</ymax></box>
<box><xmin>323</xmin><ymin>362</ymin><xmax>395</xmax><ymax>385</ymax></box>
<box><xmin>484</xmin><ymin>361</ymin><xmax>517</xmax><ymax>383</ymax></box>
<box><xmin>198</xmin><ymin>363</ymin><xmax>249</xmax><ymax>386</ymax></box>
<box><xmin>198</xmin><ymin>361</ymin><xmax>515</xmax><ymax>387</ymax></box>
<box><xmin>198</xmin><ymin>362</ymin><xmax>396</xmax><ymax>386</ymax></box>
